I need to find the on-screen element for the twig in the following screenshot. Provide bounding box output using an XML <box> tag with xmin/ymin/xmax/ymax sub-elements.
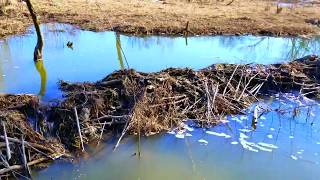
<box><xmin>223</xmin><ymin>65</ymin><xmax>239</xmax><ymax>96</ymax></box>
<box><xmin>0</xmin><ymin>157</ymin><xmax>48</xmax><ymax>175</ymax></box>
<box><xmin>1</xmin><ymin>121</ymin><xmax>11</xmax><ymax>160</ymax></box>
<box><xmin>21</xmin><ymin>136</ymin><xmax>31</xmax><ymax>178</ymax></box>
<box><xmin>73</xmin><ymin>107</ymin><xmax>84</xmax><ymax>151</ymax></box>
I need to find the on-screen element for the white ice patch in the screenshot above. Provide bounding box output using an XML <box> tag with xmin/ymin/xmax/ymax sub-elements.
<box><xmin>240</xmin><ymin>132</ymin><xmax>249</xmax><ymax>139</ymax></box>
<box><xmin>180</xmin><ymin>122</ymin><xmax>194</xmax><ymax>132</ymax></box>
<box><xmin>206</xmin><ymin>131</ymin><xmax>231</xmax><ymax>138</ymax></box>
<box><xmin>267</xmin><ymin>134</ymin><xmax>273</xmax><ymax>139</ymax></box>
<box><xmin>175</xmin><ymin>133</ymin><xmax>185</xmax><ymax>139</ymax></box>
<box><xmin>289</xmin><ymin>136</ymin><xmax>294</xmax><ymax>139</ymax></box>
<box><xmin>220</xmin><ymin>119</ymin><xmax>230</xmax><ymax>124</ymax></box>
<box><xmin>238</xmin><ymin>128</ymin><xmax>252</xmax><ymax>133</ymax></box>
<box><xmin>291</xmin><ymin>155</ymin><xmax>298</xmax><ymax>160</ymax></box>
<box><xmin>231</xmin><ymin>141</ymin><xmax>239</xmax><ymax>145</ymax></box>
<box><xmin>257</xmin><ymin>142</ymin><xmax>279</xmax><ymax>149</ymax></box>
<box><xmin>198</xmin><ymin>139</ymin><xmax>208</xmax><ymax>145</ymax></box>
<box><xmin>310</xmin><ymin>112</ymin><xmax>316</xmax><ymax>117</ymax></box>
<box><xmin>230</xmin><ymin>116</ymin><xmax>242</xmax><ymax>123</ymax></box>
<box><xmin>239</xmin><ymin>139</ymin><xmax>258</xmax><ymax>152</ymax></box>
<box><xmin>240</xmin><ymin>116</ymin><xmax>248</xmax><ymax>120</ymax></box>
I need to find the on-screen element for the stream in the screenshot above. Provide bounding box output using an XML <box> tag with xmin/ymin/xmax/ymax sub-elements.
<box><xmin>1</xmin><ymin>23</ymin><xmax>320</xmax><ymax>180</ymax></box>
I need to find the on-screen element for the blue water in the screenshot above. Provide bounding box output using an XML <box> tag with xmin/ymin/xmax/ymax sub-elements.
<box><xmin>1</xmin><ymin>23</ymin><xmax>320</xmax><ymax>180</ymax></box>
<box><xmin>33</xmin><ymin>93</ymin><xmax>320</xmax><ymax>180</ymax></box>
<box><xmin>0</xmin><ymin>23</ymin><xmax>319</xmax><ymax>101</ymax></box>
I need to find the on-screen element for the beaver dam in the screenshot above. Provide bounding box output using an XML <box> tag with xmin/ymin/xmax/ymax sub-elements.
<box><xmin>0</xmin><ymin>24</ymin><xmax>320</xmax><ymax>179</ymax></box>
<box><xmin>0</xmin><ymin>53</ymin><xmax>319</xmax><ymax>177</ymax></box>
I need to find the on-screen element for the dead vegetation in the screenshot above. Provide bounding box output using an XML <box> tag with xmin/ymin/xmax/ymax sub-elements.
<box><xmin>0</xmin><ymin>94</ymin><xmax>68</xmax><ymax>179</ymax></box>
<box><xmin>1</xmin><ymin>0</ymin><xmax>320</xmax><ymax>39</ymax></box>
<box><xmin>0</xmin><ymin>55</ymin><xmax>320</xmax><ymax>177</ymax></box>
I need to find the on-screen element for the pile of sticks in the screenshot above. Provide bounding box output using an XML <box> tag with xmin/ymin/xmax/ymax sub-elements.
<box><xmin>0</xmin><ymin>55</ymin><xmax>319</xmax><ymax>177</ymax></box>
<box><xmin>0</xmin><ymin>95</ymin><xmax>68</xmax><ymax>179</ymax></box>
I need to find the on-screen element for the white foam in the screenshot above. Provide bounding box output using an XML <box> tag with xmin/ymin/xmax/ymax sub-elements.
<box><xmin>267</xmin><ymin>134</ymin><xmax>273</xmax><ymax>139</ymax></box>
<box><xmin>185</xmin><ymin>133</ymin><xmax>192</xmax><ymax>137</ymax></box>
<box><xmin>270</xmin><ymin>128</ymin><xmax>275</xmax><ymax>131</ymax></box>
<box><xmin>289</xmin><ymin>136</ymin><xmax>294</xmax><ymax>139</ymax></box>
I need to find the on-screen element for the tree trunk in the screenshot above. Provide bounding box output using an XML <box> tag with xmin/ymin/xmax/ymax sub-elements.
<box><xmin>25</xmin><ymin>0</ymin><xmax>43</xmax><ymax>61</ymax></box>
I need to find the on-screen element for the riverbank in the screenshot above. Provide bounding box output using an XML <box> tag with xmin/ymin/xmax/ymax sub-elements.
<box><xmin>1</xmin><ymin>0</ymin><xmax>320</xmax><ymax>39</ymax></box>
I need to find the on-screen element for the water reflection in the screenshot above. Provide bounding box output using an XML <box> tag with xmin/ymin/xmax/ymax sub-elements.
<box><xmin>0</xmin><ymin>23</ymin><xmax>319</xmax><ymax>101</ymax></box>
<box><xmin>34</xmin><ymin>60</ymin><xmax>47</xmax><ymax>97</ymax></box>
<box><xmin>115</xmin><ymin>32</ymin><xmax>125</xmax><ymax>70</ymax></box>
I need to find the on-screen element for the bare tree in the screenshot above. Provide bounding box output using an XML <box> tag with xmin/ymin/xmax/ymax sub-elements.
<box><xmin>24</xmin><ymin>0</ymin><xmax>43</xmax><ymax>61</ymax></box>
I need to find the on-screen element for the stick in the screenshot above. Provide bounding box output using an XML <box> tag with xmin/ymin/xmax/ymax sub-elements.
<box><xmin>97</xmin><ymin>122</ymin><xmax>107</xmax><ymax>146</ymax></box>
<box><xmin>0</xmin><ymin>157</ymin><xmax>47</xmax><ymax>175</ymax></box>
<box><xmin>223</xmin><ymin>65</ymin><xmax>239</xmax><ymax>96</ymax></box>
<box><xmin>21</xmin><ymin>136</ymin><xmax>31</xmax><ymax>178</ymax></box>
<box><xmin>0</xmin><ymin>136</ymin><xmax>55</xmax><ymax>154</ymax></box>
<box><xmin>74</xmin><ymin>107</ymin><xmax>84</xmax><ymax>151</ymax></box>
<box><xmin>2</xmin><ymin>121</ymin><xmax>11</xmax><ymax>160</ymax></box>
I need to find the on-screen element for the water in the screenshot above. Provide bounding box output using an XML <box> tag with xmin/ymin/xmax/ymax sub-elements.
<box><xmin>1</xmin><ymin>23</ymin><xmax>320</xmax><ymax>179</ymax></box>
<box><xmin>33</xmin><ymin>93</ymin><xmax>320</xmax><ymax>180</ymax></box>
<box><xmin>0</xmin><ymin>23</ymin><xmax>319</xmax><ymax>101</ymax></box>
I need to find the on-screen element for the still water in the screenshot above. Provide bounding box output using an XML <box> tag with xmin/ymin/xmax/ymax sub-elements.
<box><xmin>33</xmin><ymin>93</ymin><xmax>320</xmax><ymax>180</ymax></box>
<box><xmin>1</xmin><ymin>23</ymin><xmax>320</xmax><ymax>180</ymax></box>
<box><xmin>0</xmin><ymin>23</ymin><xmax>319</xmax><ymax>101</ymax></box>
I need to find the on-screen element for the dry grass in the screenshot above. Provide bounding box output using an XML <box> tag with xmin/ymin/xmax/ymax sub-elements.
<box><xmin>0</xmin><ymin>0</ymin><xmax>320</xmax><ymax>38</ymax></box>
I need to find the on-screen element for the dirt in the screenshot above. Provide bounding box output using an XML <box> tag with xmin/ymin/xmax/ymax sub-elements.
<box><xmin>1</xmin><ymin>0</ymin><xmax>320</xmax><ymax>39</ymax></box>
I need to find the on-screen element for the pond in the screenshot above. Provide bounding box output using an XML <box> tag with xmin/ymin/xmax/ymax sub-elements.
<box><xmin>33</xmin><ymin>93</ymin><xmax>320</xmax><ymax>180</ymax></box>
<box><xmin>0</xmin><ymin>23</ymin><xmax>319</xmax><ymax>101</ymax></box>
<box><xmin>1</xmin><ymin>23</ymin><xmax>320</xmax><ymax>180</ymax></box>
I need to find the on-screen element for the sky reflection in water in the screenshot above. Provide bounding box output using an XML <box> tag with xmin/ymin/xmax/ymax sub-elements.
<box><xmin>0</xmin><ymin>23</ymin><xmax>319</xmax><ymax>101</ymax></box>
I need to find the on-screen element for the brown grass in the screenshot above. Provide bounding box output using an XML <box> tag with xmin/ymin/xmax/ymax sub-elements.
<box><xmin>0</xmin><ymin>0</ymin><xmax>320</xmax><ymax>38</ymax></box>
